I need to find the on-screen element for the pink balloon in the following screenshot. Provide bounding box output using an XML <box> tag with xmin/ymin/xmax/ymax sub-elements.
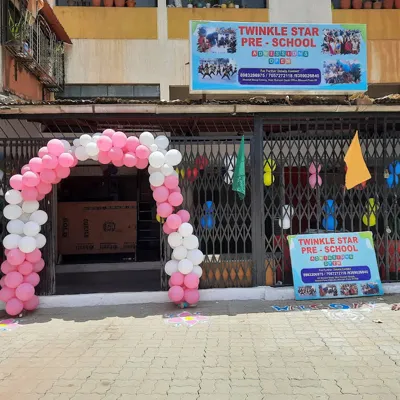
<box><xmin>58</xmin><ymin>153</ymin><xmax>74</xmax><ymax>168</ymax></box>
<box><xmin>166</xmin><ymin>214</ymin><xmax>182</xmax><ymax>230</ymax></box>
<box><xmin>163</xmin><ymin>224</ymin><xmax>175</xmax><ymax>234</ymax></box>
<box><xmin>18</xmin><ymin>261</ymin><xmax>33</xmax><ymax>276</ymax></box>
<box><xmin>184</xmin><ymin>273</ymin><xmax>200</xmax><ymax>289</ymax></box>
<box><xmin>24</xmin><ymin>272</ymin><xmax>40</xmax><ymax>287</ymax></box>
<box><xmin>40</xmin><ymin>169</ymin><xmax>56</xmax><ymax>184</ymax></box>
<box><xmin>97</xmin><ymin>135</ymin><xmax>113</xmax><ymax>152</ymax></box>
<box><xmin>54</xmin><ymin>176</ymin><xmax>62</xmax><ymax>184</ymax></box>
<box><xmin>102</xmin><ymin>129</ymin><xmax>115</xmax><ymax>138</ymax></box>
<box><xmin>113</xmin><ymin>158</ymin><xmax>124</xmax><ymax>167</ymax></box>
<box><xmin>169</xmin><ymin>186</ymin><xmax>181</xmax><ymax>194</ymax></box>
<box><xmin>177</xmin><ymin>210</ymin><xmax>190</xmax><ymax>223</ymax></box>
<box><xmin>136</xmin><ymin>158</ymin><xmax>148</xmax><ymax>170</ymax></box>
<box><xmin>36</xmin><ymin>181</ymin><xmax>52</xmax><ymax>195</ymax></box>
<box><xmin>164</xmin><ymin>175</ymin><xmax>179</xmax><ymax>190</ymax></box>
<box><xmin>55</xmin><ymin>165</ymin><xmax>70</xmax><ymax>179</ymax></box>
<box><xmin>157</xmin><ymin>202</ymin><xmax>173</xmax><ymax>218</ymax></box>
<box><xmin>42</xmin><ymin>154</ymin><xmax>58</xmax><ymax>170</ymax></box>
<box><xmin>21</xmin><ymin>187</ymin><xmax>38</xmax><ymax>201</ymax></box>
<box><xmin>4</xmin><ymin>271</ymin><xmax>24</xmax><ymax>289</ymax></box>
<box><xmin>33</xmin><ymin>259</ymin><xmax>45</xmax><ymax>273</ymax></box>
<box><xmin>4</xmin><ymin>249</ymin><xmax>10</xmax><ymax>256</ymax></box>
<box><xmin>150</xmin><ymin>184</ymin><xmax>156</xmax><ymax>191</ymax></box>
<box><xmin>1</xmin><ymin>261</ymin><xmax>16</xmax><ymax>275</ymax></box>
<box><xmin>168</xmin><ymin>192</ymin><xmax>183</xmax><ymax>207</ymax></box>
<box><xmin>29</xmin><ymin>157</ymin><xmax>43</xmax><ymax>173</ymax></box>
<box><xmin>125</xmin><ymin>136</ymin><xmax>140</xmax><ymax>152</ymax></box>
<box><xmin>37</xmin><ymin>193</ymin><xmax>45</xmax><ymax>201</ymax></box>
<box><xmin>21</xmin><ymin>165</ymin><xmax>31</xmax><ymax>174</ymax></box>
<box><xmin>26</xmin><ymin>249</ymin><xmax>42</xmax><ymax>264</ymax></box>
<box><xmin>153</xmin><ymin>186</ymin><xmax>169</xmax><ymax>203</ymax></box>
<box><xmin>22</xmin><ymin>171</ymin><xmax>40</xmax><ymax>187</ymax></box>
<box><xmin>38</xmin><ymin>147</ymin><xmax>49</xmax><ymax>158</ymax></box>
<box><xmin>7</xmin><ymin>249</ymin><xmax>25</xmax><ymax>266</ymax></box>
<box><xmin>98</xmin><ymin>151</ymin><xmax>111</xmax><ymax>165</ymax></box>
<box><xmin>6</xmin><ymin>298</ymin><xmax>23</xmax><ymax>316</ymax></box>
<box><xmin>47</xmin><ymin>139</ymin><xmax>65</xmax><ymax>157</ymax></box>
<box><xmin>184</xmin><ymin>288</ymin><xmax>200</xmax><ymax>305</ymax></box>
<box><xmin>136</xmin><ymin>145</ymin><xmax>150</xmax><ymax>160</ymax></box>
<box><xmin>123</xmin><ymin>152</ymin><xmax>137</xmax><ymax>168</ymax></box>
<box><xmin>71</xmin><ymin>156</ymin><xmax>78</xmax><ymax>168</ymax></box>
<box><xmin>168</xmin><ymin>286</ymin><xmax>184</xmax><ymax>302</ymax></box>
<box><xmin>112</xmin><ymin>131</ymin><xmax>127</xmax><ymax>148</ymax></box>
<box><xmin>170</xmin><ymin>272</ymin><xmax>185</xmax><ymax>286</ymax></box>
<box><xmin>0</xmin><ymin>286</ymin><xmax>15</xmax><ymax>302</ymax></box>
<box><xmin>10</xmin><ymin>174</ymin><xmax>23</xmax><ymax>190</ymax></box>
<box><xmin>108</xmin><ymin>147</ymin><xmax>123</xmax><ymax>162</ymax></box>
<box><xmin>15</xmin><ymin>283</ymin><xmax>35</xmax><ymax>301</ymax></box>
<box><xmin>24</xmin><ymin>295</ymin><xmax>39</xmax><ymax>311</ymax></box>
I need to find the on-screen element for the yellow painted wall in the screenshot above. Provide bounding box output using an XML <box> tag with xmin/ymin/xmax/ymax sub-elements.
<box><xmin>168</xmin><ymin>8</ymin><xmax>269</xmax><ymax>40</ymax></box>
<box><xmin>53</xmin><ymin>7</ymin><xmax>158</xmax><ymax>39</ymax></box>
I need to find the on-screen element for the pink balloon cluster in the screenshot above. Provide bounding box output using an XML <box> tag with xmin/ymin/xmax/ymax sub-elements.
<box><xmin>309</xmin><ymin>162</ymin><xmax>322</xmax><ymax>189</ymax></box>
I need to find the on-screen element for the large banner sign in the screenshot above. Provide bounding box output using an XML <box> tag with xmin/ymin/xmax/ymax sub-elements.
<box><xmin>189</xmin><ymin>21</ymin><xmax>367</xmax><ymax>94</ymax></box>
<box><xmin>288</xmin><ymin>232</ymin><xmax>383</xmax><ymax>301</ymax></box>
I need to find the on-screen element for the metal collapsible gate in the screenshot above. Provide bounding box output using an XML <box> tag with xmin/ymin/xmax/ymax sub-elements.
<box><xmin>1</xmin><ymin>113</ymin><xmax>400</xmax><ymax>294</ymax></box>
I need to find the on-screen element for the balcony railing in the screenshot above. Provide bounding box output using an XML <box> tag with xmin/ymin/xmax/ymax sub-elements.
<box><xmin>4</xmin><ymin>0</ymin><xmax>64</xmax><ymax>91</ymax></box>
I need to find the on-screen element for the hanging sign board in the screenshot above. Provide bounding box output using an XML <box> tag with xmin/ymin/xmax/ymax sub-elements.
<box><xmin>288</xmin><ymin>232</ymin><xmax>383</xmax><ymax>301</ymax></box>
<box><xmin>189</xmin><ymin>21</ymin><xmax>367</xmax><ymax>94</ymax></box>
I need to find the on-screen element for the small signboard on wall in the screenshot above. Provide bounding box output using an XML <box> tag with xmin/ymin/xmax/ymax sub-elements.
<box><xmin>288</xmin><ymin>232</ymin><xmax>383</xmax><ymax>301</ymax></box>
<box><xmin>58</xmin><ymin>201</ymin><xmax>137</xmax><ymax>255</ymax></box>
<box><xmin>189</xmin><ymin>21</ymin><xmax>367</xmax><ymax>94</ymax></box>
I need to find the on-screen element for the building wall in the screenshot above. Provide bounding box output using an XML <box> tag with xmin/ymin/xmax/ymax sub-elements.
<box><xmin>53</xmin><ymin>3</ymin><xmax>400</xmax><ymax>100</ymax></box>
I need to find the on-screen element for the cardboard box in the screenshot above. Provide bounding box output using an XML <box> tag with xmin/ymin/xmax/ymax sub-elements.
<box><xmin>58</xmin><ymin>201</ymin><xmax>137</xmax><ymax>255</ymax></box>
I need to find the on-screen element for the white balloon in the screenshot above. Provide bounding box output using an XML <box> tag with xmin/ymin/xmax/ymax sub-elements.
<box><xmin>148</xmin><ymin>165</ymin><xmax>161</xmax><ymax>175</ymax></box>
<box><xmin>164</xmin><ymin>260</ymin><xmax>179</xmax><ymax>276</ymax></box>
<box><xmin>149</xmin><ymin>172</ymin><xmax>165</xmax><ymax>187</ymax></box>
<box><xmin>150</xmin><ymin>144</ymin><xmax>158</xmax><ymax>152</ymax></box>
<box><xmin>73</xmin><ymin>138</ymin><xmax>81</xmax><ymax>147</ymax></box>
<box><xmin>149</xmin><ymin>151</ymin><xmax>165</xmax><ymax>169</ymax></box>
<box><xmin>5</xmin><ymin>190</ymin><xmax>22</xmax><ymax>205</ymax></box>
<box><xmin>178</xmin><ymin>223</ymin><xmax>193</xmax><ymax>238</ymax></box>
<box><xmin>171</xmin><ymin>170</ymin><xmax>179</xmax><ymax>178</ymax></box>
<box><xmin>19</xmin><ymin>213</ymin><xmax>31</xmax><ymax>223</ymax></box>
<box><xmin>61</xmin><ymin>140</ymin><xmax>71</xmax><ymax>151</ymax></box>
<box><xmin>23</xmin><ymin>221</ymin><xmax>41</xmax><ymax>237</ymax></box>
<box><xmin>139</xmin><ymin>131</ymin><xmax>155</xmax><ymax>147</ymax></box>
<box><xmin>187</xmin><ymin>249</ymin><xmax>204</xmax><ymax>266</ymax></box>
<box><xmin>22</xmin><ymin>201</ymin><xmax>39</xmax><ymax>214</ymax></box>
<box><xmin>165</xmin><ymin>149</ymin><xmax>182</xmax><ymax>167</ymax></box>
<box><xmin>29</xmin><ymin>210</ymin><xmax>48</xmax><ymax>225</ymax></box>
<box><xmin>172</xmin><ymin>245</ymin><xmax>187</xmax><ymax>261</ymax></box>
<box><xmin>192</xmin><ymin>265</ymin><xmax>203</xmax><ymax>278</ymax></box>
<box><xmin>168</xmin><ymin>232</ymin><xmax>183</xmax><ymax>248</ymax></box>
<box><xmin>79</xmin><ymin>134</ymin><xmax>92</xmax><ymax>147</ymax></box>
<box><xmin>161</xmin><ymin>164</ymin><xmax>174</xmax><ymax>176</ymax></box>
<box><xmin>155</xmin><ymin>135</ymin><xmax>169</xmax><ymax>150</ymax></box>
<box><xmin>3</xmin><ymin>234</ymin><xmax>21</xmax><ymax>249</ymax></box>
<box><xmin>86</xmin><ymin>142</ymin><xmax>99</xmax><ymax>157</ymax></box>
<box><xmin>178</xmin><ymin>259</ymin><xmax>194</xmax><ymax>275</ymax></box>
<box><xmin>18</xmin><ymin>236</ymin><xmax>37</xmax><ymax>253</ymax></box>
<box><xmin>93</xmin><ymin>132</ymin><xmax>102</xmax><ymax>138</ymax></box>
<box><xmin>183</xmin><ymin>235</ymin><xmax>199</xmax><ymax>250</ymax></box>
<box><xmin>7</xmin><ymin>219</ymin><xmax>25</xmax><ymax>235</ymax></box>
<box><xmin>159</xmin><ymin>149</ymin><xmax>167</xmax><ymax>155</ymax></box>
<box><xmin>35</xmin><ymin>233</ymin><xmax>47</xmax><ymax>249</ymax></box>
<box><xmin>3</xmin><ymin>204</ymin><xmax>22</xmax><ymax>220</ymax></box>
<box><xmin>75</xmin><ymin>146</ymin><xmax>89</xmax><ymax>162</ymax></box>
<box><xmin>91</xmin><ymin>154</ymin><xmax>99</xmax><ymax>161</ymax></box>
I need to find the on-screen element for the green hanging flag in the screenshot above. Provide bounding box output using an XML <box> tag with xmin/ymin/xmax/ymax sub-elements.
<box><xmin>232</xmin><ymin>136</ymin><xmax>246</xmax><ymax>200</ymax></box>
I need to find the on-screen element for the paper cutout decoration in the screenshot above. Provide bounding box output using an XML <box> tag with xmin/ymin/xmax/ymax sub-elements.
<box><xmin>362</xmin><ymin>198</ymin><xmax>379</xmax><ymax>227</ymax></box>
<box><xmin>344</xmin><ymin>131</ymin><xmax>371</xmax><ymax>190</ymax></box>
<box><xmin>200</xmin><ymin>201</ymin><xmax>215</xmax><ymax>229</ymax></box>
<box><xmin>278</xmin><ymin>205</ymin><xmax>294</xmax><ymax>230</ymax></box>
<box><xmin>322</xmin><ymin>199</ymin><xmax>337</xmax><ymax>231</ymax></box>
<box><xmin>386</xmin><ymin>161</ymin><xmax>400</xmax><ymax>188</ymax></box>
<box><xmin>264</xmin><ymin>158</ymin><xmax>276</xmax><ymax>187</ymax></box>
<box><xmin>309</xmin><ymin>162</ymin><xmax>322</xmax><ymax>188</ymax></box>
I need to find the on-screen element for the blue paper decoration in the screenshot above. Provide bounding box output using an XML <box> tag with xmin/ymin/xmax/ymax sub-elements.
<box><xmin>387</xmin><ymin>161</ymin><xmax>400</xmax><ymax>188</ymax></box>
<box><xmin>322</xmin><ymin>199</ymin><xmax>337</xmax><ymax>231</ymax></box>
<box><xmin>200</xmin><ymin>201</ymin><xmax>215</xmax><ymax>229</ymax></box>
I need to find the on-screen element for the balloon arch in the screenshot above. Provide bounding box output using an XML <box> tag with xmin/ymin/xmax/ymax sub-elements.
<box><xmin>0</xmin><ymin>131</ymin><xmax>204</xmax><ymax>316</ymax></box>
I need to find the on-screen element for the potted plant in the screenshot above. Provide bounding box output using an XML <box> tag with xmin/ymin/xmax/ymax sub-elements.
<box><xmin>373</xmin><ymin>0</ymin><xmax>382</xmax><ymax>7</ymax></box>
<box><xmin>383</xmin><ymin>0</ymin><xmax>394</xmax><ymax>7</ymax></box>
<box><xmin>92</xmin><ymin>0</ymin><xmax>101</xmax><ymax>6</ymax></box>
<box><xmin>115</xmin><ymin>0</ymin><xmax>125</xmax><ymax>6</ymax></box>
<box><xmin>221</xmin><ymin>1</ymin><xmax>227</xmax><ymax>7</ymax></box>
<box><xmin>340</xmin><ymin>0</ymin><xmax>351</xmax><ymax>7</ymax></box>
<box><xmin>206</xmin><ymin>1</ymin><xmax>211</xmax><ymax>6</ymax></box>
<box><xmin>227</xmin><ymin>0</ymin><xmax>235</xmax><ymax>7</ymax></box>
<box><xmin>396</xmin><ymin>0</ymin><xmax>400</xmax><ymax>8</ymax></box>
<box><xmin>364</xmin><ymin>0</ymin><xmax>372</xmax><ymax>7</ymax></box>
<box><xmin>331</xmin><ymin>0</ymin><xmax>341</xmax><ymax>7</ymax></box>
<box><xmin>126</xmin><ymin>0</ymin><xmax>135</xmax><ymax>5</ymax></box>
<box><xmin>104</xmin><ymin>0</ymin><xmax>113</xmax><ymax>6</ymax></box>
<box><xmin>187</xmin><ymin>0</ymin><xmax>193</xmax><ymax>7</ymax></box>
<box><xmin>352</xmin><ymin>0</ymin><xmax>362</xmax><ymax>7</ymax></box>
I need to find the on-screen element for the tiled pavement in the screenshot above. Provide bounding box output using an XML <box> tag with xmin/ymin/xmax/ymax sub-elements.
<box><xmin>2</xmin><ymin>296</ymin><xmax>400</xmax><ymax>399</ymax></box>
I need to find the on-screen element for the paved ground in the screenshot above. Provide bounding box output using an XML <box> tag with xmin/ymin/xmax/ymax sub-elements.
<box><xmin>2</xmin><ymin>296</ymin><xmax>400</xmax><ymax>400</ymax></box>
